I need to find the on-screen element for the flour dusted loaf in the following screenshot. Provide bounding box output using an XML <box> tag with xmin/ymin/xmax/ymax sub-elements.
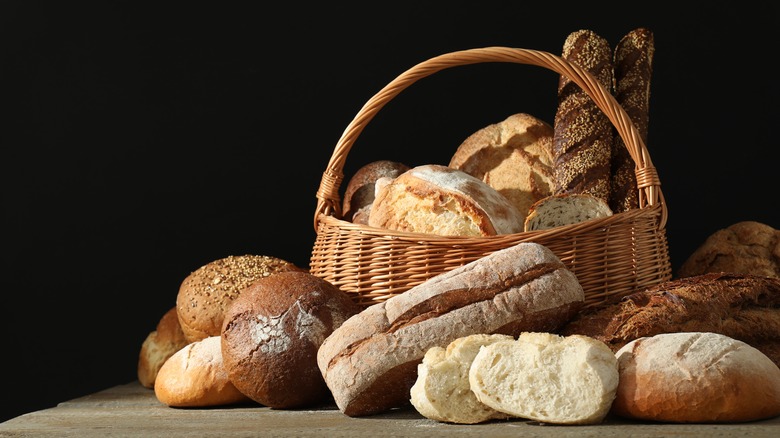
<box><xmin>317</xmin><ymin>242</ymin><xmax>585</xmax><ymax>416</ymax></box>
<box><xmin>342</xmin><ymin>160</ymin><xmax>410</xmax><ymax>224</ymax></box>
<box><xmin>469</xmin><ymin>332</ymin><xmax>619</xmax><ymax>425</ymax></box>
<box><xmin>523</xmin><ymin>193</ymin><xmax>613</xmax><ymax>232</ymax></box>
<box><xmin>138</xmin><ymin>307</ymin><xmax>189</xmax><ymax>388</ymax></box>
<box><xmin>448</xmin><ymin>113</ymin><xmax>555</xmax><ymax>218</ymax></box>
<box><xmin>221</xmin><ymin>271</ymin><xmax>360</xmax><ymax>409</ymax></box>
<box><xmin>176</xmin><ymin>255</ymin><xmax>305</xmax><ymax>343</ymax></box>
<box><xmin>613</xmin><ymin>332</ymin><xmax>780</xmax><ymax>423</ymax></box>
<box><xmin>368</xmin><ymin>164</ymin><xmax>525</xmax><ymax>236</ymax></box>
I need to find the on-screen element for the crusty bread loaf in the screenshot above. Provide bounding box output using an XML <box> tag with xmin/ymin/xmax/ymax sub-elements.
<box><xmin>552</xmin><ymin>29</ymin><xmax>614</xmax><ymax>202</ymax></box>
<box><xmin>448</xmin><ymin>113</ymin><xmax>555</xmax><ymax>218</ymax></box>
<box><xmin>678</xmin><ymin>221</ymin><xmax>780</xmax><ymax>279</ymax></box>
<box><xmin>221</xmin><ymin>271</ymin><xmax>360</xmax><ymax>409</ymax></box>
<box><xmin>560</xmin><ymin>272</ymin><xmax>780</xmax><ymax>368</ymax></box>
<box><xmin>176</xmin><ymin>255</ymin><xmax>305</xmax><ymax>343</ymax></box>
<box><xmin>469</xmin><ymin>332</ymin><xmax>619</xmax><ymax>425</ymax></box>
<box><xmin>523</xmin><ymin>193</ymin><xmax>613</xmax><ymax>232</ymax></box>
<box><xmin>154</xmin><ymin>336</ymin><xmax>250</xmax><ymax>408</ymax></box>
<box><xmin>613</xmin><ymin>332</ymin><xmax>780</xmax><ymax>423</ymax></box>
<box><xmin>342</xmin><ymin>160</ymin><xmax>410</xmax><ymax>224</ymax></box>
<box><xmin>609</xmin><ymin>28</ymin><xmax>654</xmax><ymax>213</ymax></box>
<box><xmin>410</xmin><ymin>334</ymin><xmax>513</xmax><ymax>424</ymax></box>
<box><xmin>368</xmin><ymin>164</ymin><xmax>525</xmax><ymax>236</ymax></box>
<box><xmin>138</xmin><ymin>307</ymin><xmax>189</xmax><ymax>389</ymax></box>
<box><xmin>317</xmin><ymin>242</ymin><xmax>585</xmax><ymax>416</ymax></box>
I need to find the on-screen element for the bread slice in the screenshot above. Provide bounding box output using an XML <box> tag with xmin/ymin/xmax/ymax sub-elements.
<box><xmin>468</xmin><ymin>332</ymin><xmax>618</xmax><ymax>425</ymax></box>
<box><xmin>523</xmin><ymin>193</ymin><xmax>613</xmax><ymax>232</ymax></box>
<box><xmin>410</xmin><ymin>334</ymin><xmax>513</xmax><ymax>424</ymax></box>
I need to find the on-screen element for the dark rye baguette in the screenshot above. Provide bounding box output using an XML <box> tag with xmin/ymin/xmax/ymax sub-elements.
<box><xmin>316</xmin><ymin>242</ymin><xmax>585</xmax><ymax>417</ymax></box>
<box><xmin>560</xmin><ymin>272</ymin><xmax>780</xmax><ymax>368</ymax></box>
<box><xmin>551</xmin><ymin>29</ymin><xmax>614</xmax><ymax>202</ymax></box>
<box><xmin>609</xmin><ymin>28</ymin><xmax>655</xmax><ymax>213</ymax></box>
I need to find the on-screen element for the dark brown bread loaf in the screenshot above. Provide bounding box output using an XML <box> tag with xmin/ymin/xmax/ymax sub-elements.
<box><xmin>342</xmin><ymin>160</ymin><xmax>410</xmax><ymax>224</ymax></box>
<box><xmin>609</xmin><ymin>28</ymin><xmax>655</xmax><ymax>213</ymax></box>
<box><xmin>551</xmin><ymin>29</ymin><xmax>614</xmax><ymax>202</ymax></box>
<box><xmin>560</xmin><ymin>273</ymin><xmax>780</xmax><ymax>368</ymax></box>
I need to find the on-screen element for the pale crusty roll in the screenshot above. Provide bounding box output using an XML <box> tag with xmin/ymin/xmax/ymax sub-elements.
<box><xmin>138</xmin><ymin>307</ymin><xmax>189</xmax><ymax>389</ymax></box>
<box><xmin>552</xmin><ymin>29</ymin><xmax>614</xmax><ymax>202</ymax></box>
<box><xmin>317</xmin><ymin>242</ymin><xmax>585</xmax><ymax>416</ymax></box>
<box><xmin>613</xmin><ymin>332</ymin><xmax>780</xmax><ymax>423</ymax></box>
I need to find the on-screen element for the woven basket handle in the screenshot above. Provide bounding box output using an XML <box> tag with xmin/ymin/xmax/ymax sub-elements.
<box><xmin>314</xmin><ymin>46</ymin><xmax>666</xmax><ymax>230</ymax></box>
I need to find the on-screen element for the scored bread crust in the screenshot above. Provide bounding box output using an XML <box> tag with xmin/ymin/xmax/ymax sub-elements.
<box><xmin>317</xmin><ymin>242</ymin><xmax>585</xmax><ymax>416</ymax></box>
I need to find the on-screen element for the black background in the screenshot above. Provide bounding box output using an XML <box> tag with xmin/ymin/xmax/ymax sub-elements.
<box><xmin>2</xmin><ymin>1</ymin><xmax>778</xmax><ymax>423</ymax></box>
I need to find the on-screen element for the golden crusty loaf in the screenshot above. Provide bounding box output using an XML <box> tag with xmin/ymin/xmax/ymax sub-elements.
<box><xmin>317</xmin><ymin>242</ymin><xmax>585</xmax><ymax>416</ymax></box>
<box><xmin>613</xmin><ymin>332</ymin><xmax>780</xmax><ymax>423</ymax></box>
<box><xmin>368</xmin><ymin>164</ymin><xmax>525</xmax><ymax>237</ymax></box>
<box><xmin>176</xmin><ymin>255</ymin><xmax>305</xmax><ymax>343</ymax></box>
<box><xmin>609</xmin><ymin>28</ymin><xmax>655</xmax><ymax>213</ymax></box>
<box><xmin>678</xmin><ymin>221</ymin><xmax>780</xmax><ymax>279</ymax></box>
<box><xmin>552</xmin><ymin>29</ymin><xmax>614</xmax><ymax>202</ymax></box>
<box><xmin>448</xmin><ymin>113</ymin><xmax>555</xmax><ymax>218</ymax></box>
<box><xmin>342</xmin><ymin>160</ymin><xmax>410</xmax><ymax>224</ymax></box>
<box><xmin>560</xmin><ymin>272</ymin><xmax>780</xmax><ymax>368</ymax></box>
<box><xmin>137</xmin><ymin>307</ymin><xmax>189</xmax><ymax>388</ymax></box>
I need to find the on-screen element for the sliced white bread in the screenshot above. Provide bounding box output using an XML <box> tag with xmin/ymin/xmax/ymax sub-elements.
<box><xmin>523</xmin><ymin>193</ymin><xmax>613</xmax><ymax>232</ymax></box>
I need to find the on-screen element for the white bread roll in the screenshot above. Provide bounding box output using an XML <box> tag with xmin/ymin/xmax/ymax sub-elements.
<box><xmin>368</xmin><ymin>164</ymin><xmax>525</xmax><ymax>236</ymax></box>
<box><xmin>523</xmin><ymin>193</ymin><xmax>613</xmax><ymax>232</ymax></box>
<box><xmin>154</xmin><ymin>336</ymin><xmax>250</xmax><ymax>408</ymax></box>
<box><xmin>137</xmin><ymin>307</ymin><xmax>189</xmax><ymax>389</ymax></box>
<box><xmin>468</xmin><ymin>332</ymin><xmax>618</xmax><ymax>425</ymax></box>
<box><xmin>410</xmin><ymin>333</ymin><xmax>513</xmax><ymax>424</ymax></box>
<box><xmin>613</xmin><ymin>332</ymin><xmax>780</xmax><ymax>423</ymax></box>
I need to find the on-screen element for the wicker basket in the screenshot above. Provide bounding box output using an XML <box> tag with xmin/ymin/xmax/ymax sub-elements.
<box><xmin>310</xmin><ymin>46</ymin><xmax>672</xmax><ymax>309</ymax></box>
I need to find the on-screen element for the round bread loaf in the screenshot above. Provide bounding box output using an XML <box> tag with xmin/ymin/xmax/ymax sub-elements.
<box><xmin>368</xmin><ymin>164</ymin><xmax>525</xmax><ymax>237</ymax></box>
<box><xmin>221</xmin><ymin>271</ymin><xmax>361</xmax><ymax>409</ymax></box>
<box><xmin>138</xmin><ymin>306</ymin><xmax>189</xmax><ymax>388</ymax></box>
<box><xmin>448</xmin><ymin>113</ymin><xmax>555</xmax><ymax>218</ymax></box>
<box><xmin>176</xmin><ymin>255</ymin><xmax>305</xmax><ymax>343</ymax></box>
<box><xmin>343</xmin><ymin>160</ymin><xmax>410</xmax><ymax>224</ymax></box>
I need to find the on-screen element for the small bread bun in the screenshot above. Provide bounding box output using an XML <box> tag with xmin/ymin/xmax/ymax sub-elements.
<box><xmin>343</xmin><ymin>160</ymin><xmax>410</xmax><ymax>224</ymax></box>
<box><xmin>176</xmin><ymin>255</ymin><xmax>305</xmax><ymax>343</ymax></box>
<box><xmin>138</xmin><ymin>307</ymin><xmax>189</xmax><ymax>388</ymax></box>
<box><xmin>154</xmin><ymin>336</ymin><xmax>250</xmax><ymax>408</ymax></box>
<box><xmin>221</xmin><ymin>271</ymin><xmax>360</xmax><ymax>409</ymax></box>
<box><xmin>613</xmin><ymin>332</ymin><xmax>780</xmax><ymax>423</ymax></box>
<box><xmin>523</xmin><ymin>193</ymin><xmax>613</xmax><ymax>232</ymax></box>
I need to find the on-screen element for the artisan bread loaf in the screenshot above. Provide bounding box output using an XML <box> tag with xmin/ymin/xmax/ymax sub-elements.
<box><xmin>154</xmin><ymin>336</ymin><xmax>250</xmax><ymax>408</ymax></box>
<box><xmin>560</xmin><ymin>272</ymin><xmax>780</xmax><ymax>368</ymax></box>
<box><xmin>523</xmin><ymin>193</ymin><xmax>613</xmax><ymax>232</ymax></box>
<box><xmin>410</xmin><ymin>334</ymin><xmax>513</xmax><ymax>424</ymax></box>
<box><xmin>678</xmin><ymin>221</ymin><xmax>780</xmax><ymax>279</ymax></box>
<box><xmin>469</xmin><ymin>332</ymin><xmax>619</xmax><ymax>425</ymax></box>
<box><xmin>342</xmin><ymin>160</ymin><xmax>410</xmax><ymax>224</ymax></box>
<box><xmin>448</xmin><ymin>113</ymin><xmax>555</xmax><ymax>218</ymax></box>
<box><xmin>552</xmin><ymin>29</ymin><xmax>614</xmax><ymax>202</ymax></box>
<box><xmin>221</xmin><ymin>271</ymin><xmax>360</xmax><ymax>409</ymax></box>
<box><xmin>176</xmin><ymin>255</ymin><xmax>305</xmax><ymax>343</ymax></box>
<box><xmin>138</xmin><ymin>307</ymin><xmax>189</xmax><ymax>388</ymax></box>
<box><xmin>613</xmin><ymin>332</ymin><xmax>780</xmax><ymax>423</ymax></box>
<box><xmin>317</xmin><ymin>242</ymin><xmax>585</xmax><ymax>416</ymax></box>
<box><xmin>367</xmin><ymin>164</ymin><xmax>525</xmax><ymax>236</ymax></box>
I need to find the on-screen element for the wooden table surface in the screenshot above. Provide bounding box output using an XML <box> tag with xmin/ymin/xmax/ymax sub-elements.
<box><xmin>1</xmin><ymin>381</ymin><xmax>780</xmax><ymax>437</ymax></box>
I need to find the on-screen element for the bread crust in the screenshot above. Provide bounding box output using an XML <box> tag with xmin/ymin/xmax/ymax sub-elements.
<box><xmin>342</xmin><ymin>160</ymin><xmax>410</xmax><ymax>223</ymax></box>
<box><xmin>138</xmin><ymin>307</ymin><xmax>189</xmax><ymax>388</ymax></box>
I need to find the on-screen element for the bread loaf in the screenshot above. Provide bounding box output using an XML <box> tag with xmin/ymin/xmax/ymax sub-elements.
<box><xmin>552</xmin><ymin>29</ymin><xmax>614</xmax><ymax>202</ymax></box>
<box><xmin>221</xmin><ymin>271</ymin><xmax>360</xmax><ymax>409</ymax></box>
<box><xmin>560</xmin><ymin>272</ymin><xmax>780</xmax><ymax>368</ymax></box>
<box><xmin>609</xmin><ymin>28</ymin><xmax>654</xmax><ymax>213</ymax></box>
<box><xmin>469</xmin><ymin>332</ymin><xmax>619</xmax><ymax>425</ymax></box>
<box><xmin>613</xmin><ymin>332</ymin><xmax>780</xmax><ymax>423</ymax></box>
<box><xmin>176</xmin><ymin>255</ymin><xmax>305</xmax><ymax>343</ymax></box>
<box><xmin>342</xmin><ymin>160</ymin><xmax>410</xmax><ymax>224</ymax></box>
<box><xmin>448</xmin><ymin>113</ymin><xmax>555</xmax><ymax>218</ymax></box>
<box><xmin>523</xmin><ymin>193</ymin><xmax>613</xmax><ymax>232</ymax></box>
<box><xmin>317</xmin><ymin>242</ymin><xmax>585</xmax><ymax>416</ymax></box>
<box><xmin>138</xmin><ymin>307</ymin><xmax>189</xmax><ymax>388</ymax></box>
<box><xmin>368</xmin><ymin>164</ymin><xmax>525</xmax><ymax>236</ymax></box>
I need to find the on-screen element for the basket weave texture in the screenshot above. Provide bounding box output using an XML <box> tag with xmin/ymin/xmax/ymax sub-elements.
<box><xmin>310</xmin><ymin>47</ymin><xmax>672</xmax><ymax>309</ymax></box>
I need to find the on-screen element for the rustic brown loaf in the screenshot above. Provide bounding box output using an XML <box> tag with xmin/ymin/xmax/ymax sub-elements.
<box><xmin>613</xmin><ymin>332</ymin><xmax>780</xmax><ymax>423</ymax></box>
<box><xmin>678</xmin><ymin>221</ymin><xmax>780</xmax><ymax>279</ymax></box>
<box><xmin>342</xmin><ymin>160</ymin><xmax>410</xmax><ymax>224</ymax></box>
<box><xmin>317</xmin><ymin>242</ymin><xmax>585</xmax><ymax>416</ymax></box>
<box><xmin>176</xmin><ymin>255</ymin><xmax>305</xmax><ymax>343</ymax></box>
<box><xmin>609</xmin><ymin>28</ymin><xmax>654</xmax><ymax>213</ymax></box>
<box><xmin>560</xmin><ymin>272</ymin><xmax>780</xmax><ymax>368</ymax></box>
<box><xmin>221</xmin><ymin>271</ymin><xmax>361</xmax><ymax>409</ymax></box>
<box><xmin>552</xmin><ymin>29</ymin><xmax>614</xmax><ymax>202</ymax></box>
<box><xmin>137</xmin><ymin>307</ymin><xmax>189</xmax><ymax>388</ymax></box>
<box><xmin>448</xmin><ymin>113</ymin><xmax>555</xmax><ymax>218</ymax></box>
